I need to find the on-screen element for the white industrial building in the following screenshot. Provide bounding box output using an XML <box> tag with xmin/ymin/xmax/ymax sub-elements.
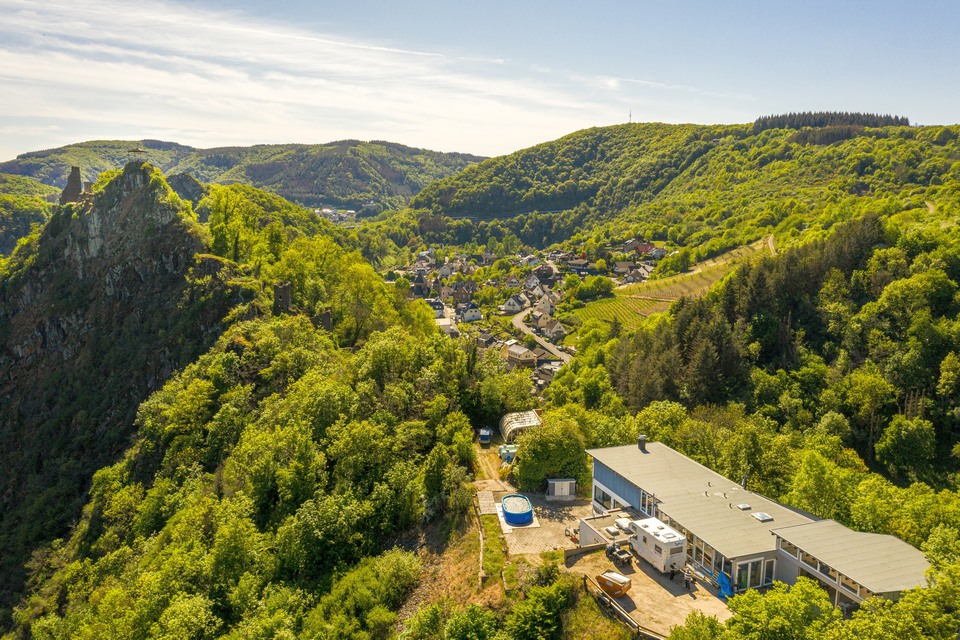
<box><xmin>586</xmin><ymin>438</ymin><xmax>930</xmax><ymax>605</ymax></box>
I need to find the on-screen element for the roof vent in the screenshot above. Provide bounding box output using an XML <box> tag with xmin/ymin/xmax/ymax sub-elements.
<box><xmin>638</xmin><ymin>434</ymin><xmax>647</xmax><ymax>453</ymax></box>
<box><xmin>752</xmin><ymin>512</ymin><xmax>773</xmax><ymax>522</ymax></box>
<box><xmin>736</xmin><ymin>503</ymin><xmax>751</xmax><ymax>511</ymax></box>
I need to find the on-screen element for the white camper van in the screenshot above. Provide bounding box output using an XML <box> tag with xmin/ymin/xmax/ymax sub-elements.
<box><xmin>628</xmin><ymin>517</ymin><xmax>686</xmax><ymax>573</ymax></box>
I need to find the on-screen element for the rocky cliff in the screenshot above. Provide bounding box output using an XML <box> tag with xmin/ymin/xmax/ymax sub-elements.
<box><xmin>0</xmin><ymin>162</ymin><xmax>260</xmax><ymax>618</ymax></box>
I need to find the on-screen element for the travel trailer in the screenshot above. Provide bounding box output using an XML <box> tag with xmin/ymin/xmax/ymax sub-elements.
<box><xmin>628</xmin><ymin>517</ymin><xmax>686</xmax><ymax>573</ymax></box>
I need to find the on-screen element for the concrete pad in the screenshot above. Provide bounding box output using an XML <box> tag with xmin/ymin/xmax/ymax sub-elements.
<box><xmin>570</xmin><ymin>549</ymin><xmax>731</xmax><ymax>636</ymax></box>
<box><xmin>496</xmin><ymin>502</ymin><xmax>541</xmax><ymax>533</ymax></box>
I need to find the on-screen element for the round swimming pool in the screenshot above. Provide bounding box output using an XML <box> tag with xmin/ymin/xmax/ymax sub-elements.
<box><xmin>502</xmin><ymin>494</ymin><xmax>534</xmax><ymax>525</ymax></box>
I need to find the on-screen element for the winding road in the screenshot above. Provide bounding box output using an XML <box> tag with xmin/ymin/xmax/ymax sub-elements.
<box><xmin>510</xmin><ymin>309</ymin><xmax>572</xmax><ymax>364</ymax></box>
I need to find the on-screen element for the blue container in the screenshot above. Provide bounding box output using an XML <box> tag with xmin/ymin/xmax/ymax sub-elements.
<box><xmin>501</xmin><ymin>494</ymin><xmax>534</xmax><ymax>526</ymax></box>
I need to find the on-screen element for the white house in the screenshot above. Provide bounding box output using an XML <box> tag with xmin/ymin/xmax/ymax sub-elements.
<box><xmin>502</xmin><ymin>295</ymin><xmax>524</xmax><ymax>314</ymax></box>
<box><xmin>457</xmin><ymin>302</ymin><xmax>482</xmax><ymax>323</ymax></box>
<box><xmin>542</xmin><ymin>319</ymin><xmax>567</xmax><ymax>341</ymax></box>
<box><xmin>534</xmin><ymin>295</ymin><xmax>556</xmax><ymax>316</ymax></box>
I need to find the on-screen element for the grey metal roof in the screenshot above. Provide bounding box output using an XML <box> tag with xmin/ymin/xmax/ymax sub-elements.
<box><xmin>770</xmin><ymin>520</ymin><xmax>930</xmax><ymax>594</ymax></box>
<box><xmin>587</xmin><ymin>442</ymin><xmax>815</xmax><ymax>559</ymax></box>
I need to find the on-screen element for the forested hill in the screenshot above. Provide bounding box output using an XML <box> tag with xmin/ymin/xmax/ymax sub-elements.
<box><xmin>0</xmin><ymin>139</ymin><xmax>483</xmax><ymax>211</ymax></box>
<box><xmin>405</xmin><ymin>121</ymin><xmax>960</xmax><ymax>253</ymax></box>
<box><xmin>0</xmin><ymin>160</ymin><xmax>538</xmax><ymax>637</ymax></box>
<box><xmin>0</xmin><ymin>174</ymin><xmax>57</xmax><ymax>254</ymax></box>
<box><xmin>410</xmin><ymin>123</ymin><xmax>735</xmax><ymax>219</ymax></box>
<box><xmin>0</xmin><ymin>163</ymin><xmax>261</xmax><ymax>616</ymax></box>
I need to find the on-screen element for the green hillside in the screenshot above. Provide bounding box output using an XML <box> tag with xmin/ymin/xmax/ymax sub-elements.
<box><xmin>0</xmin><ymin>163</ymin><xmax>535</xmax><ymax>637</ymax></box>
<box><xmin>564</xmin><ymin>240</ymin><xmax>767</xmax><ymax>333</ymax></box>
<box><xmin>0</xmin><ymin>139</ymin><xmax>482</xmax><ymax>211</ymax></box>
<box><xmin>7</xmin><ymin>118</ymin><xmax>960</xmax><ymax>639</ymax></box>
<box><xmin>403</xmin><ymin>122</ymin><xmax>960</xmax><ymax>256</ymax></box>
<box><xmin>0</xmin><ymin>174</ymin><xmax>58</xmax><ymax>255</ymax></box>
<box><xmin>0</xmin><ymin>161</ymin><xmax>430</xmax><ymax>624</ymax></box>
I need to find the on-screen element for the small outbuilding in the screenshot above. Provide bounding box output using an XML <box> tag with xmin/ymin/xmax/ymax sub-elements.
<box><xmin>547</xmin><ymin>478</ymin><xmax>577</xmax><ymax>500</ymax></box>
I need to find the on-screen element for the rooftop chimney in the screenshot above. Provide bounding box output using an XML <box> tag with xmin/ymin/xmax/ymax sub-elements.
<box><xmin>638</xmin><ymin>434</ymin><xmax>647</xmax><ymax>453</ymax></box>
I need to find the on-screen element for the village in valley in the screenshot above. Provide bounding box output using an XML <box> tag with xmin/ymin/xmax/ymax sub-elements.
<box><xmin>387</xmin><ymin>237</ymin><xmax>669</xmax><ymax>392</ymax></box>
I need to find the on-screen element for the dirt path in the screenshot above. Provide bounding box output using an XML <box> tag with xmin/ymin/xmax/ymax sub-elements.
<box><xmin>767</xmin><ymin>234</ymin><xmax>777</xmax><ymax>256</ymax></box>
<box><xmin>474</xmin><ymin>444</ymin><xmax>509</xmax><ymax>487</ymax></box>
<box><xmin>926</xmin><ymin>200</ymin><xmax>936</xmax><ymax>213</ymax></box>
<box><xmin>395</xmin><ymin>516</ymin><xmax>505</xmax><ymax>630</ymax></box>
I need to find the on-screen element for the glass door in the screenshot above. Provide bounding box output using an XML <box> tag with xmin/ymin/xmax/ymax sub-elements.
<box><xmin>736</xmin><ymin>559</ymin><xmax>763</xmax><ymax>591</ymax></box>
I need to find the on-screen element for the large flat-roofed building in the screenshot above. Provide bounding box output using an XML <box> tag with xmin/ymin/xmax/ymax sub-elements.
<box><xmin>771</xmin><ymin>520</ymin><xmax>930</xmax><ymax>607</ymax></box>
<box><xmin>587</xmin><ymin>438</ymin><xmax>929</xmax><ymax>604</ymax></box>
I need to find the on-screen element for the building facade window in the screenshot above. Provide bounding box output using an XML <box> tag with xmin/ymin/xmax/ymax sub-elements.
<box><xmin>639</xmin><ymin>488</ymin><xmax>658</xmax><ymax>516</ymax></box>
<box><xmin>593</xmin><ymin>486</ymin><xmax>613</xmax><ymax>510</ymax></box>
<box><xmin>736</xmin><ymin>558</ymin><xmax>770</xmax><ymax>591</ymax></box>
<box><xmin>764</xmin><ymin>559</ymin><xmax>775</xmax><ymax>585</ymax></box>
<box><xmin>692</xmin><ymin>538</ymin><xmax>717</xmax><ymax>575</ymax></box>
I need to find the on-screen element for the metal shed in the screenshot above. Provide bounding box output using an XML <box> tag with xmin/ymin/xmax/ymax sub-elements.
<box><xmin>547</xmin><ymin>478</ymin><xmax>576</xmax><ymax>500</ymax></box>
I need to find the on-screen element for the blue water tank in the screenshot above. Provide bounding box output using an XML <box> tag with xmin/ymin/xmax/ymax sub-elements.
<box><xmin>502</xmin><ymin>494</ymin><xmax>533</xmax><ymax>525</ymax></box>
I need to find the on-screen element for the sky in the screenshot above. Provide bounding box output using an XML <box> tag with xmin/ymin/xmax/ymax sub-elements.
<box><xmin>1</xmin><ymin>0</ymin><xmax>959</xmax><ymax>161</ymax></box>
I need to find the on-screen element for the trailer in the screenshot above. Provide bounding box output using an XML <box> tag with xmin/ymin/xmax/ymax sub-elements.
<box><xmin>596</xmin><ymin>570</ymin><xmax>632</xmax><ymax>598</ymax></box>
<box><xmin>628</xmin><ymin>517</ymin><xmax>686</xmax><ymax>573</ymax></box>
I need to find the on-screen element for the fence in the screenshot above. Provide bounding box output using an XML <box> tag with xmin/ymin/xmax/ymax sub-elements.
<box><xmin>582</xmin><ymin>575</ymin><xmax>666</xmax><ymax>640</ymax></box>
<box><xmin>563</xmin><ymin>542</ymin><xmax>607</xmax><ymax>562</ymax></box>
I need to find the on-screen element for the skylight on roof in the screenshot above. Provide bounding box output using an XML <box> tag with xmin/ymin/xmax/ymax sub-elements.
<box><xmin>737</xmin><ymin>503</ymin><xmax>751</xmax><ymax>511</ymax></box>
<box><xmin>752</xmin><ymin>512</ymin><xmax>774</xmax><ymax>522</ymax></box>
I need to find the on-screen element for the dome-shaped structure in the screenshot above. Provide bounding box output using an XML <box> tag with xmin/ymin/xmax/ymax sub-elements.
<box><xmin>499</xmin><ymin>410</ymin><xmax>542</xmax><ymax>443</ymax></box>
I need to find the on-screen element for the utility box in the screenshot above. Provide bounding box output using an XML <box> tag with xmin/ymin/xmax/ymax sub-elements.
<box><xmin>628</xmin><ymin>517</ymin><xmax>687</xmax><ymax>573</ymax></box>
<box><xmin>596</xmin><ymin>571</ymin><xmax>631</xmax><ymax>598</ymax></box>
<box><xmin>498</xmin><ymin>444</ymin><xmax>519</xmax><ymax>462</ymax></box>
<box><xmin>547</xmin><ymin>478</ymin><xmax>576</xmax><ymax>500</ymax></box>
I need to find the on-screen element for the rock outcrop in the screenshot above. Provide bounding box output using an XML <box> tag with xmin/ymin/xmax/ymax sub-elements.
<box><xmin>0</xmin><ymin>162</ymin><xmax>259</xmax><ymax>613</ymax></box>
<box><xmin>58</xmin><ymin>165</ymin><xmax>83</xmax><ymax>205</ymax></box>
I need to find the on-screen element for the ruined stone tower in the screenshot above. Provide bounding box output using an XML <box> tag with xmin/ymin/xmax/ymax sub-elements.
<box><xmin>273</xmin><ymin>281</ymin><xmax>292</xmax><ymax>315</ymax></box>
<box><xmin>59</xmin><ymin>166</ymin><xmax>83</xmax><ymax>205</ymax></box>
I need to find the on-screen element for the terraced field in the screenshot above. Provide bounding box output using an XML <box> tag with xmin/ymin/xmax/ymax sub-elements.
<box><xmin>565</xmin><ymin>239</ymin><xmax>767</xmax><ymax>334</ymax></box>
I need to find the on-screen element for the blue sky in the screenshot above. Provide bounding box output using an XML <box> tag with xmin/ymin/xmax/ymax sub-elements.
<box><xmin>1</xmin><ymin>0</ymin><xmax>958</xmax><ymax>160</ymax></box>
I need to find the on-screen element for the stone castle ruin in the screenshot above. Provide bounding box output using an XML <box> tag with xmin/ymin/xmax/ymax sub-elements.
<box><xmin>59</xmin><ymin>166</ymin><xmax>83</xmax><ymax>205</ymax></box>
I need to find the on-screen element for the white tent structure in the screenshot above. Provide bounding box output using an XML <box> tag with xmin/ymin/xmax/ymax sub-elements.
<box><xmin>499</xmin><ymin>410</ymin><xmax>543</xmax><ymax>443</ymax></box>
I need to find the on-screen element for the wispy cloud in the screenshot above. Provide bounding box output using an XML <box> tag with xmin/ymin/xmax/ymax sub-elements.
<box><xmin>0</xmin><ymin>0</ymin><xmax>750</xmax><ymax>160</ymax></box>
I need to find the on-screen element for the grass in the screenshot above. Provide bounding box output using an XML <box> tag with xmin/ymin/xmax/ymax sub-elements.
<box><xmin>481</xmin><ymin>514</ymin><xmax>507</xmax><ymax>579</ymax></box>
<box><xmin>561</xmin><ymin>580</ymin><xmax>634</xmax><ymax>640</ymax></box>
<box><xmin>566</xmin><ymin>239</ymin><xmax>766</xmax><ymax>333</ymax></box>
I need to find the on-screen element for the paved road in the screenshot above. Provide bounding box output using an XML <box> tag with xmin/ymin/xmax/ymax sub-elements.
<box><xmin>511</xmin><ymin>309</ymin><xmax>572</xmax><ymax>364</ymax></box>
